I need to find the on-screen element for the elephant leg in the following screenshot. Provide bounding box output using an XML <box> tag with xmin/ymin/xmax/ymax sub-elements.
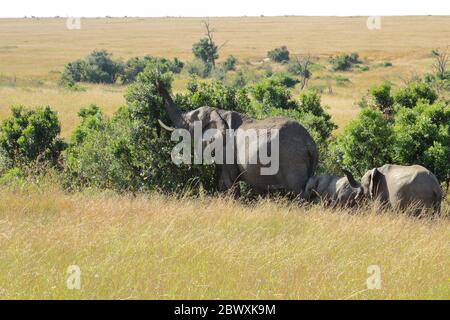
<box><xmin>217</xmin><ymin>165</ymin><xmax>241</xmax><ymax>198</ymax></box>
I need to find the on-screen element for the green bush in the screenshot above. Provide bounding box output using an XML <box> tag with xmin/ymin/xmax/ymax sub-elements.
<box><xmin>65</xmin><ymin>70</ymin><xmax>216</xmax><ymax>193</ymax></box>
<box><xmin>369</xmin><ymin>82</ymin><xmax>394</xmax><ymax>115</ymax></box>
<box><xmin>250</xmin><ymin>78</ymin><xmax>297</xmax><ymax>110</ymax></box>
<box><xmin>267</xmin><ymin>46</ymin><xmax>290</xmax><ymax>63</ymax></box>
<box><xmin>392</xmin><ymin>102</ymin><xmax>449</xmax><ymax>181</ymax></box>
<box><xmin>185</xmin><ymin>59</ymin><xmax>212</xmax><ymax>78</ymax></box>
<box><xmin>120</xmin><ymin>56</ymin><xmax>183</xmax><ymax>84</ymax></box>
<box><xmin>270</xmin><ymin>73</ymin><xmax>299</xmax><ymax>88</ymax></box>
<box><xmin>177</xmin><ymin>77</ymin><xmax>251</xmax><ymax>113</ymax></box>
<box><xmin>221</xmin><ymin>55</ymin><xmax>237</xmax><ymax>72</ymax></box>
<box><xmin>0</xmin><ymin>106</ymin><xmax>66</xmax><ymax>171</ymax></box>
<box><xmin>329</xmin><ymin>53</ymin><xmax>361</xmax><ymax>71</ymax></box>
<box><xmin>192</xmin><ymin>38</ymin><xmax>218</xmax><ymax>67</ymax></box>
<box><xmin>333</xmin><ymin>108</ymin><xmax>394</xmax><ymax>177</ymax></box>
<box><xmin>62</xmin><ymin>50</ymin><xmax>123</xmax><ymax>84</ymax></box>
<box><xmin>393</xmin><ymin>81</ymin><xmax>438</xmax><ymax>109</ymax></box>
<box><xmin>62</xmin><ymin>51</ymin><xmax>184</xmax><ymax>85</ymax></box>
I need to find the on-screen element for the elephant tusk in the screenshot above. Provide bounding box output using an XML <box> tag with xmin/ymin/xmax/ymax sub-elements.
<box><xmin>158</xmin><ymin>119</ymin><xmax>175</xmax><ymax>132</ymax></box>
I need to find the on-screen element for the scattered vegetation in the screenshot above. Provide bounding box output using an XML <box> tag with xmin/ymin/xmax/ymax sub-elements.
<box><xmin>267</xmin><ymin>45</ymin><xmax>290</xmax><ymax>63</ymax></box>
<box><xmin>329</xmin><ymin>52</ymin><xmax>361</xmax><ymax>71</ymax></box>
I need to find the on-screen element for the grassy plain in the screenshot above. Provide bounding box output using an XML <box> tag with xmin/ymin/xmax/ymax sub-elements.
<box><xmin>0</xmin><ymin>184</ymin><xmax>448</xmax><ymax>299</ymax></box>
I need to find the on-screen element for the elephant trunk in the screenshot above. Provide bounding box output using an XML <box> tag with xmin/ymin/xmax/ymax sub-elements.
<box><xmin>342</xmin><ymin>169</ymin><xmax>361</xmax><ymax>189</ymax></box>
<box><xmin>156</xmin><ymin>82</ymin><xmax>188</xmax><ymax>129</ymax></box>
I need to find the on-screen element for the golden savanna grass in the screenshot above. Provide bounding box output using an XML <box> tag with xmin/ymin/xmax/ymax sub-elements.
<box><xmin>0</xmin><ymin>17</ymin><xmax>449</xmax><ymax>300</ymax></box>
<box><xmin>1</xmin><ymin>16</ymin><xmax>449</xmax><ymax>135</ymax></box>
<box><xmin>0</xmin><ymin>184</ymin><xmax>449</xmax><ymax>299</ymax></box>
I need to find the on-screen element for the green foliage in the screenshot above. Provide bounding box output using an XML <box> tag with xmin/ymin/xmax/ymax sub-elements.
<box><xmin>192</xmin><ymin>37</ymin><xmax>218</xmax><ymax>67</ymax></box>
<box><xmin>221</xmin><ymin>55</ymin><xmax>237</xmax><ymax>72</ymax></box>
<box><xmin>0</xmin><ymin>167</ymin><xmax>26</xmax><ymax>187</ymax></box>
<box><xmin>392</xmin><ymin>102</ymin><xmax>449</xmax><ymax>181</ymax></box>
<box><xmin>270</xmin><ymin>73</ymin><xmax>299</xmax><ymax>88</ymax></box>
<box><xmin>120</xmin><ymin>56</ymin><xmax>183</xmax><ymax>84</ymax></box>
<box><xmin>65</xmin><ymin>69</ymin><xmax>216</xmax><ymax>193</ymax></box>
<box><xmin>333</xmin><ymin>108</ymin><xmax>394</xmax><ymax>177</ymax></box>
<box><xmin>393</xmin><ymin>81</ymin><xmax>438</xmax><ymax>109</ymax></box>
<box><xmin>185</xmin><ymin>59</ymin><xmax>212</xmax><ymax>78</ymax></box>
<box><xmin>62</xmin><ymin>52</ymin><xmax>184</xmax><ymax>85</ymax></box>
<box><xmin>267</xmin><ymin>46</ymin><xmax>290</xmax><ymax>63</ymax></box>
<box><xmin>177</xmin><ymin>77</ymin><xmax>251</xmax><ymax>113</ymax></box>
<box><xmin>287</xmin><ymin>57</ymin><xmax>312</xmax><ymax>89</ymax></box>
<box><xmin>329</xmin><ymin>52</ymin><xmax>361</xmax><ymax>71</ymax></box>
<box><xmin>0</xmin><ymin>106</ymin><xmax>66</xmax><ymax>170</ymax></box>
<box><xmin>334</xmin><ymin>79</ymin><xmax>448</xmax><ymax>181</ymax></box>
<box><xmin>369</xmin><ymin>82</ymin><xmax>394</xmax><ymax>114</ymax></box>
<box><xmin>61</xmin><ymin>50</ymin><xmax>123</xmax><ymax>84</ymax></box>
<box><xmin>250</xmin><ymin>78</ymin><xmax>296</xmax><ymax>110</ymax></box>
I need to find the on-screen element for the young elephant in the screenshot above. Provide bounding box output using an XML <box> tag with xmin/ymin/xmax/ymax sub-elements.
<box><xmin>302</xmin><ymin>175</ymin><xmax>360</xmax><ymax>207</ymax></box>
<box><xmin>343</xmin><ymin>164</ymin><xmax>442</xmax><ymax>215</ymax></box>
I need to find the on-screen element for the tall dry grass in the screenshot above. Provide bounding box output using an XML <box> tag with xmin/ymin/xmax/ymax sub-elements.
<box><xmin>0</xmin><ymin>184</ymin><xmax>448</xmax><ymax>299</ymax></box>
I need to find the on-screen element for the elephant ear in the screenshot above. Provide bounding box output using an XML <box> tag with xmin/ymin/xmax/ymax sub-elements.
<box><xmin>369</xmin><ymin>168</ymin><xmax>381</xmax><ymax>198</ymax></box>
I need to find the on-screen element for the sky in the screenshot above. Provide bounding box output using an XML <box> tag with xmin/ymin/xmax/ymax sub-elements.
<box><xmin>1</xmin><ymin>0</ymin><xmax>449</xmax><ymax>17</ymax></box>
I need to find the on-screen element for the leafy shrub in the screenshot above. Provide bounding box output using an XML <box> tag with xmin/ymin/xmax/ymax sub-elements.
<box><xmin>192</xmin><ymin>38</ymin><xmax>218</xmax><ymax>67</ymax></box>
<box><xmin>333</xmin><ymin>108</ymin><xmax>394</xmax><ymax>177</ymax></box>
<box><xmin>177</xmin><ymin>76</ymin><xmax>251</xmax><ymax>113</ymax></box>
<box><xmin>250</xmin><ymin>78</ymin><xmax>296</xmax><ymax>110</ymax></box>
<box><xmin>185</xmin><ymin>59</ymin><xmax>212</xmax><ymax>78</ymax></box>
<box><xmin>221</xmin><ymin>55</ymin><xmax>237</xmax><ymax>72</ymax></box>
<box><xmin>393</xmin><ymin>81</ymin><xmax>438</xmax><ymax>109</ymax></box>
<box><xmin>368</xmin><ymin>82</ymin><xmax>394</xmax><ymax>115</ymax></box>
<box><xmin>392</xmin><ymin>102</ymin><xmax>449</xmax><ymax>181</ymax></box>
<box><xmin>267</xmin><ymin>46</ymin><xmax>290</xmax><ymax>63</ymax></box>
<box><xmin>270</xmin><ymin>73</ymin><xmax>299</xmax><ymax>88</ymax></box>
<box><xmin>61</xmin><ymin>50</ymin><xmax>123</xmax><ymax>84</ymax></box>
<box><xmin>0</xmin><ymin>106</ymin><xmax>66</xmax><ymax>170</ymax></box>
<box><xmin>120</xmin><ymin>56</ymin><xmax>184</xmax><ymax>84</ymax></box>
<box><xmin>329</xmin><ymin>53</ymin><xmax>361</xmax><ymax>71</ymax></box>
<box><xmin>61</xmin><ymin>59</ymin><xmax>86</xmax><ymax>83</ymax></box>
<box><xmin>65</xmin><ymin>70</ymin><xmax>216</xmax><ymax>193</ymax></box>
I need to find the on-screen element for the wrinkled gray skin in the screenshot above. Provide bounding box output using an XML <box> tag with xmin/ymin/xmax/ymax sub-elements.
<box><xmin>343</xmin><ymin>164</ymin><xmax>442</xmax><ymax>215</ymax></box>
<box><xmin>157</xmin><ymin>84</ymin><xmax>318</xmax><ymax>196</ymax></box>
<box><xmin>303</xmin><ymin>175</ymin><xmax>359</xmax><ymax>207</ymax></box>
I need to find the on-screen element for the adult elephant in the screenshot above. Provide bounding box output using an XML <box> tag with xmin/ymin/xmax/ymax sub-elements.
<box><xmin>156</xmin><ymin>83</ymin><xmax>318</xmax><ymax>196</ymax></box>
<box><xmin>343</xmin><ymin>164</ymin><xmax>442</xmax><ymax>215</ymax></box>
<box><xmin>303</xmin><ymin>174</ymin><xmax>359</xmax><ymax>207</ymax></box>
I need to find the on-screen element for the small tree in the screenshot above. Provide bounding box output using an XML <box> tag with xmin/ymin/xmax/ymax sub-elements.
<box><xmin>288</xmin><ymin>55</ymin><xmax>312</xmax><ymax>90</ymax></box>
<box><xmin>392</xmin><ymin>102</ymin><xmax>449</xmax><ymax>181</ymax></box>
<box><xmin>221</xmin><ymin>55</ymin><xmax>237</xmax><ymax>72</ymax></box>
<box><xmin>368</xmin><ymin>82</ymin><xmax>394</xmax><ymax>116</ymax></box>
<box><xmin>192</xmin><ymin>21</ymin><xmax>226</xmax><ymax>70</ymax></box>
<box><xmin>393</xmin><ymin>81</ymin><xmax>438</xmax><ymax>109</ymax></box>
<box><xmin>334</xmin><ymin>108</ymin><xmax>393</xmax><ymax>177</ymax></box>
<box><xmin>0</xmin><ymin>106</ymin><xmax>66</xmax><ymax>169</ymax></box>
<box><xmin>431</xmin><ymin>48</ymin><xmax>449</xmax><ymax>79</ymax></box>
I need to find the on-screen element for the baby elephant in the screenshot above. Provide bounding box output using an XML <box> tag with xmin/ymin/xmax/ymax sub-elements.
<box><xmin>343</xmin><ymin>164</ymin><xmax>442</xmax><ymax>215</ymax></box>
<box><xmin>302</xmin><ymin>175</ymin><xmax>359</xmax><ymax>207</ymax></box>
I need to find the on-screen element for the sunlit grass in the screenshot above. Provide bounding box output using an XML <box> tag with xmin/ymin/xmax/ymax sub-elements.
<box><xmin>0</xmin><ymin>185</ymin><xmax>448</xmax><ymax>299</ymax></box>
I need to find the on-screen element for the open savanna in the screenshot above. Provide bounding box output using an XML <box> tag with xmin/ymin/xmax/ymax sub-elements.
<box><xmin>0</xmin><ymin>183</ymin><xmax>449</xmax><ymax>300</ymax></box>
<box><xmin>1</xmin><ymin>16</ymin><xmax>449</xmax><ymax>135</ymax></box>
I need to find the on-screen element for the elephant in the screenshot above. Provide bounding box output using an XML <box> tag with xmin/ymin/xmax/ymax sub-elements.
<box><xmin>156</xmin><ymin>83</ymin><xmax>318</xmax><ymax>196</ymax></box>
<box><xmin>302</xmin><ymin>174</ymin><xmax>359</xmax><ymax>207</ymax></box>
<box><xmin>343</xmin><ymin>164</ymin><xmax>442</xmax><ymax>215</ymax></box>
